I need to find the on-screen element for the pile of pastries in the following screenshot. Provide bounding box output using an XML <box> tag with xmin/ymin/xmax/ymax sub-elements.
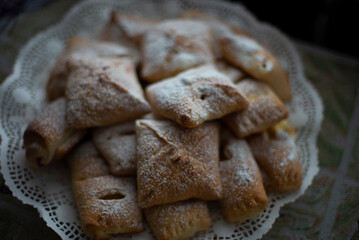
<box><xmin>23</xmin><ymin>10</ymin><xmax>303</xmax><ymax>240</ymax></box>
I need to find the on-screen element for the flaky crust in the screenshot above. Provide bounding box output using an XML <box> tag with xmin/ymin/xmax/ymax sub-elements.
<box><xmin>136</xmin><ymin>119</ymin><xmax>222</xmax><ymax>208</ymax></box>
<box><xmin>68</xmin><ymin>140</ymin><xmax>110</xmax><ymax>181</ymax></box>
<box><xmin>92</xmin><ymin>121</ymin><xmax>137</xmax><ymax>176</ymax></box>
<box><xmin>247</xmin><ymin>128</ymin><xmax>303</xmax><ymax>193</ymax></box>
<box><xmin>65</xmin><ymin>57</ymin><xmax>151</xmax><ymax>128</ymax></box>
<box><xmin>141</xmin><ymin>19</ymin><xmax>214</xmax><ymax>82</ymax></box>
<box><xmin>223</xmin><ymin>79</ymin><xmax>288</xmax><ymax>138</ymax></box>
<box><xmin>146</xmin><ymin>65</ymin><xmax>249</xmax><ymax>128</ymax></box>
<box><xmin>145</xmin><ymin>200</ymin><xmax>211</xmax><ymax>240</ymax></box>
<box><xmin>23</xmin><ymin>98</ymin><xmax>87</xmax><ymax>167</ymax></box>
<box><xmin>46</xmin><ymin>37</ymin><xmax>135</xmax><ymax>100</ymax></box>
<box><xmin>73</xmin><ymin>176</ymin><xmax>143</xmax><ymax>239</ymax></box>
<box><xmin>220</xmin><ymin>136</ymin><xmax>268</xmax><ymax>223</ymax></box>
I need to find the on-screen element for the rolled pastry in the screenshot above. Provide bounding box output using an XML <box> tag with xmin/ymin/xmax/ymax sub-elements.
<box><xmin>23</xmin><ymin>98</ymin><xmax>87</xmax><ymax>167</ymax></box>
<box><xmin>65</xmin><ymin>56</ymin><xmax>151</xmax><ymax>128</ymax></box>
<box><xmin>92</xmin><ymin>121</ymin><xmax>137</xmax><ymax>176</ymax></box>
<box><xmin>145</xmin><ymin>200</ymin><xmax>211</xmax><ymax>240</ymax></box>
<box><xmin>247</xmin><ymin>121</ymin><xmax>303</xmax><ymax>192</ymax></box>
<box><xmin>46</xmin><ymin>37</ymin><xmax>136</xmax><ymax>100</ymax></box>
<box><xmin>223</xmin><ymin>79</ymin><xmax>288</xmax><ymax>138</ymax></box>
<box><xmin>73</xmin><ymin>176</ymin><xmax>143</xmax><ymax>239</ymax></box>
<box><xmin>220</xmin><ymin>134</ymin><xmax>268</xmax><ymax>222</ymax></box>
<box><xmin>136</xmin><ymin>119</ymin><xmax>222</xmax><ymax>208</ymax></box>
<box><xmin>146</xmin><ymin>65</ymin><xmax>249</xmax><ymax>128</ymax></box>
<box><xmin>141</xmin><ymin>19</ymin><xmax>214</xmax><ymax>82</ymax></box>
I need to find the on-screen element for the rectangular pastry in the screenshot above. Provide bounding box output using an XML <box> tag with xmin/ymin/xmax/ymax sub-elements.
<box><xmin>223</xmin><ymin>79</ymin><xmax>288</xmax><ymax>138</ymax></box>
<box><xmin>247</xmin><ymin>120</ymin><xmax>303</xmax><ymax>192</ymax></box>
<box><xmin>136</xmin><ymin>119</ymin><xmax>222</xmax><ymax>208</ymax></box>
<box><xmin>145</xmin><ymin>200</ymin><xmax>211</xmax><ymax>240</ymax></box>
<box><xmin>23</xmin><ymin>98</ymin><xmax>87</xmax><ymax>167</ymax></box>
<box><xmin>46</xmin><ymin>37</ymin><xmax>136</xmax><ymax>100</ymax></box>
<box><xmin>92</xmin><ymin>121</ymin><xmax>137</xmax><ymax>176</ymax></box>
<box><xmin>220</xmin><ymin>133</ymin><xmax>268</xmax><ymax>222</ymax></box>
<box><xmin>146</xmin><ymin>65</ymin><xmax>248</xmax><ymax>128</ymax></box>
<box><xmin>65</xmin><ymin>56</ymin><xmax>151</xmax><ymax>128</ymax></box>
<box><xmin>141</xmin><ymin>19</ymin><xmax>214</xmax><ymax>82</ymax></box>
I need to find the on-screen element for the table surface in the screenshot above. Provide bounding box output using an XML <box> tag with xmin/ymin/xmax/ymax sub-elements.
<box><xmin>1</xmin><ymin>1</ymin><xmax>359</xmax><ymax>240</ymax></box>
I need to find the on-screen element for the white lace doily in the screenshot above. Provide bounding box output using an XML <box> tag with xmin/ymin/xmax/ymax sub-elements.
<box><xmin>0</xmin><ymin>0</ymin><xmax>323</xmax><ymax>239</ymax></box>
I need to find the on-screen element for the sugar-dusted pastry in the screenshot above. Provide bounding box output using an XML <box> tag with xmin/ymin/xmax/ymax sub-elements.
<box><xmin>146</xmin><ymin>65</ymin><xmax>249</xmax><ymax>128</ymax></box>
<box><xmin>145</xmin><ymin>200</ymin><xmax>211</xmax><ymax>240</ymax></box>
<box><xmin>92</xmin><ymin>121</ymin><xmax>137</xmax><ymax>176</ymax></box>
<box><xmin>108</xmin><ymin>12</ymin><xmax>157</xmax><ymax>45</ymax></box>
<box><xmin>220</xmin><ymin>134</ymin><xmax>268</xmax><ymax>223</ymax></box>
<box><xmin>141</xmin><ymin>19</ymin><xmax>214</xmax><ymax>82</ymax></box>
<box><xmin>215</xmin><ymin>61</ymin><xmax>246</xmax><ymax>83</ymax></box>
<box><xmin>68</xmin><ymin>140</ymin><xmax>110</xmax><ymax>181</ymax></box>
<box><xmin>136</xmin><ymin>119</ymin><xmax>222</xmax><ymax>208</ymax></box>
<box><xmin>223</xmin><ymin>79</ymin><xmax>288</xmax><ymax>138</ymax></box>
<box><xmin>247</xmin><ymin>121</ymin><xmax>303</xmax><ymax>192</ymax></box>
<box><xmin>23</xmin><ymin>98</ymin><xmax>87</xmax><ymax>167</ymax></box>
<box><xmin>220</xmin><ymin>28</ymin><xmax>292</xmax><ymax>101</ymax></box>
<box><xmin>65</xmin><ymin>56</ymin><xmax>151</xmax><ymax>129</ymax></box>
<box><xmin>73</xmin><ymin>176</ymin><xmax>143</xmax><ymax>239</ymax></box>
<box><xmin>46</xmin><ymin>37</ymin><xmax>136</xmax><ymax>100</ymax></box>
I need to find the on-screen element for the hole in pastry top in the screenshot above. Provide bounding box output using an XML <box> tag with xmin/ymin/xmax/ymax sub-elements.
<box><xmin>99</xmin><ymin>192</ymin><xmax>126</xmax><ymax>200</ymax></box>
<box><xmin>200</xmin><ymin>94</ymin><xmax>207</xmax><ymax>100</ymax></box>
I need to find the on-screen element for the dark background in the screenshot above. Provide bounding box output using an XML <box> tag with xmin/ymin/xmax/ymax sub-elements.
<box><xmin>1</xmin><ymin>0</ymin><xmax>359</xmax><ymax>59</ymax></box>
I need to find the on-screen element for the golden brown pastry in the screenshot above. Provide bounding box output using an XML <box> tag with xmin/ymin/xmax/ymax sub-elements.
<box><xmin>223</xmin><ymin>79</ymin><xmax>288</xmax><ymax>138</ymax></box>
<box><xmin>46</xmin><ymin>37</ymin><xmax>135</xmax><ymax>100</ymax></box>
<box><xmin>145</xmin><ymin>200</ymin><xmax>211</xmax><ymax>240</ymax></box>
<box><xmin>136</xmin><ymin>119</ymin><xmax>222</xmax><ymax>208</ymax></box>
<box><xmin>215</xmin><ymin>61</ymin><xmax>247</xmax><ymax>83</ymax></box>
<box><xmin>146</xmin><ymin>65</ymin><xmax>249</xmax><ymax>128</ymax></box>
<box><xmin>68</xmin><ymin>140</ymin><xmax>110</xmax><ymax>181</ymax></box>
<box><xmin>219</xmin><ymin>29</ymin><xmax>292</xmax><ymax>101</ymax></box>
<box><xmin>247</xmin><ymin>121</ymin><xmax>303</xmax><ymax>192</ymax></box>
<box><xmin>108</xmin><ymin>12</ymin><xmax>157</xmax><ymax>45</ymax></box>
<box><xmin>65</xmin><ymin>56</ymin><xmax>151</xmax><ymax>128</ymax></box>
<box><xmin>92</xmin><ymin>121</ymin><xmax>137</xmax><ymax>176</ymax></box>
<box><xmin>182</xmin><ymin>10</ymin><xmax>292</xmax><ymax>101</ymax></box>
<box><xmin>141</xmin><ymin>19</ymin><xmax>214</xmax><ymax>82</ymax></box>
<box><xmin>23</xmin><ymin>98</ymin><xmax>87</xmax><ymax>167</ymax></box>
<box><xmin>73</xmin><ymin>176</ymin><xmax>143</xmax><ymax>239</ymax></box>
<box><xmin>220</xmin><ymin>134</ymin><xmax>268</xmax><ymax>223</ymax></box>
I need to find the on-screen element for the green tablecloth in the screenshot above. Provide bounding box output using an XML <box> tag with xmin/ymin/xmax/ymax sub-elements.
<box><xmin>1</xmin><ymin>1</ymin><xmax>359</xmax><ymax>239</ymax></box>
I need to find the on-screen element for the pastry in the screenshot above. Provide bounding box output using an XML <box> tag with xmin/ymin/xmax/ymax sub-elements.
<box><xmin>136</xmin><ymin>119</ymin><xmax>222</xmax><ymax>208</ymax></box>
<box><xmin>220</xmin><ymin>134</ymin><xmax>268</xmax><ymax>222</ymax></box>
<box><xmin>145</xmin><ymin>200</ymin><xmax>211</xmax><ymax>240</ymax></box>
<box><xmin>215</xmin><ymin>61</ymin><xmax>246</xmax><ymax>83</ymax></box>
<box><xmin>141</xmin><ymin>19</ymin><xmax>214</xmax><ymax>82</ymax></box>
<box><xmin>219</xmin><ymin>28</ymin><xmax>292</xmax><ymax>101</ymax></box>
<box><xmin>108</xmin><ymin>12</ymin><xmax>157</xmax><ymax>45</ymax></box>
<box><xmin>92</xmin><ymin>121</ymin><xmax>137</xmax><ymax>176</ymax></box>
<box><xmin>146</xmin><ymin>65</ymin><xmax>249</xmax><ymax>128</ymax></box>
<box><xmin>46</xmin><ymin>37</ymin><xmax>135</xmax><ymax>100</ymax></box>
<box><xmin>68</xmin><ymin>140</ymin><xmax>110</xmax><ymax>181</ymax></box>
<box><xmin>247</xmin><ymin>121</ymin><xmax>303</xmax><ymax>192</ymax></box>
<box><xmin>223</xmin><ymin>79</ymin><xmax>288</xmax><ymax>138</ymax></box>
<box><xmin>23</xmin><ymin>98</ymin><xmax>87</xmax><ymax>167</ymax></box>
<box><xmin>73</xmin><ymin>176</ymin><xmax>143</xmax><ymax>239</ymax></box>
<box><xmin>65</xmin><ymin>56</ymin><xmax>151</xmax><ymax>128</ymax></box>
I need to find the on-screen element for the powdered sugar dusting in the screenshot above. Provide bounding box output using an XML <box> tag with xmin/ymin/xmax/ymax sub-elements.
<box><xmin>92</xmin><ymin>121</ymin><xmax>137</xmax><ymax>175</ymax></box>
<box><xmin>146</xmin><ymin>65</ymin><xmax>248</xmax><ymax>127</ymax></box>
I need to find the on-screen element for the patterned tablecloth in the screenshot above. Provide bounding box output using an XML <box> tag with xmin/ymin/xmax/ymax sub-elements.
<box><xmin>0</xmin><ymin>1</ymin><xmax>358</xmax><ymax>239</ymax></box>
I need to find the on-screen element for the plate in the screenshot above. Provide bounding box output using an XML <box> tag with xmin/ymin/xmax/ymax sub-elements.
<box><xmin>0</xmin><ymin>0</ymin><xmax>323</xmax><ymax>239</ymax></box>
